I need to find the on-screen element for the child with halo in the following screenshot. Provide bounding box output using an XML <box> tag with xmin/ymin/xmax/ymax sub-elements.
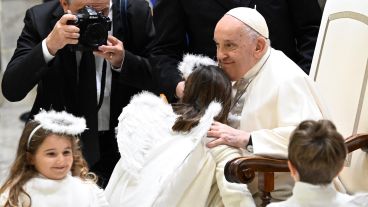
<box><xmin>0</xmin><ymin>110</ymin><xmax>109</xmax><ymax>207</ymax></box>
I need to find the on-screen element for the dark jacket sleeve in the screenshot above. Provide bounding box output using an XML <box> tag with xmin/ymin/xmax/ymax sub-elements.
<box><xmin>118</xmin><ymin>0</ymin><xmax>156</xmax><ymax>91</ymax></box>
<box><xmin>288</xmin><ymin>0</ymin><xmax>322</xmax><ymax>73</ymax></box>
<box><xmin>2</xmin><ymin>8</ymin><xmax>49</xmax><ymax>102</ymax></box>
<box><xmin>150</xmin><ymin>0</ymin><xmax>185</xmax><ymax>101</ymax></box>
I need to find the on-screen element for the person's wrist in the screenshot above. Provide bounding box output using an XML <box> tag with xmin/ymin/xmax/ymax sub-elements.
<box><xmin>245</xmin><ymin>135</ymin><xmax>252</xmax><ymax>148</ymax></box>
<box><xmin>111</xmin><ymin>63</ymin><xmax>121</xmax><ymax>70</ymax></box>
<box><xmin>112</xmin><ymin>52</ymin><xmax>125</xmax><ymax>69</ymax></box>
<box><xmin>45</xmin><ymin>37</ymin><xmax>57</xmax><ymax>55</ymax></box>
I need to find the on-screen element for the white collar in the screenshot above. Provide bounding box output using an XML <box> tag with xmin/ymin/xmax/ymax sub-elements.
<box><xmin>292</xmin><ymin>181</ymin><xmax>337</xmax><ymax>201</ymax></box>
<box><xmin>242</xmin><ymin>47</ymin><xmax>271</xmax><ymax>82</ymax></box>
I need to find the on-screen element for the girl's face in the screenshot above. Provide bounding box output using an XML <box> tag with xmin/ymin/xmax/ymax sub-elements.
<box><xmin>31</xmin><ymin>134</ymin><xmax>73</xmax><ymax>180</ymax></box>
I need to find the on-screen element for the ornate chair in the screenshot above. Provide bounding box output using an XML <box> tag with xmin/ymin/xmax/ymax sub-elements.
<box><xmin>224</xmin><ymin>0</ymin><xmax>368</xmax><ymax>206</ymax></box>
<box><xmin>225</xmin><ymin>134</ymin><xmax>368</xmax><ymax>207</ymax></box>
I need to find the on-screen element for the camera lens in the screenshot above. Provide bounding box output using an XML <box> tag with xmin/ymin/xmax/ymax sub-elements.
<box><xmin>82</xmin><ymin>23</ymin><xmax>108</xmax><ymax>49</ymax></box>
<box><xmin>68</xmin><ymin>6</ymin><xmax>111</xmax><ymax>51</ymax></box>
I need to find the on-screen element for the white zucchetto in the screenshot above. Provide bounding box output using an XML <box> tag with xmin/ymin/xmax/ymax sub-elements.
<box><xmin>225</xmin><ymin>7</ymin><xmax>269</xmax><ymax>39</ymax></box>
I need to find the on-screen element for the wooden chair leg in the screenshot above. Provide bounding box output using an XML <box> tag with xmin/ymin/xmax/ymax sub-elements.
<box><xmin>259</xmin><ymin>172</ymin><xmax>274</xmax><ymax>207</ymax></box>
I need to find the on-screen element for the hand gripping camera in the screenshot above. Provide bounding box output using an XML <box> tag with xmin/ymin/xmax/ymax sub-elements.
<box><xmin>67</xmin><ymin>6</ymin><xmax>112</xmax><ymax>51</ymax></box>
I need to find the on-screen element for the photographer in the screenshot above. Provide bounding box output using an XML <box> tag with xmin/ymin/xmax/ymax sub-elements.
<box><xmin>1</xmin><ymin>0</ymin><xmax>155</xmax><ymax>188</ymax></box>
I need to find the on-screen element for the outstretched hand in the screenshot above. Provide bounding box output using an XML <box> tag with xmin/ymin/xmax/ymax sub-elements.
<box><xmin>46</xmin><ymin>10</ymin><xmax>79</xmax><ymax>55</ymax></box>
<box><xmin>207</xmin><ymin>121</ymin><xmax>250</xmax><ymax>149</ymax></box>
<box><xmin>95</xmin><ymin>35</ymin><xmax>125</xmax><ymax>68</ymax></box>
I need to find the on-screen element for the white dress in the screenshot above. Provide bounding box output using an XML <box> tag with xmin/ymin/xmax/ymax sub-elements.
<box><xmin>0</xmin><ymin>174</ymin><xmax>109</xmax><ymax>207</ymax></box>
<box><xmin>105</xmin><ymin>92</ymin><xmax>255</xmax><ymax>207</ymax></box>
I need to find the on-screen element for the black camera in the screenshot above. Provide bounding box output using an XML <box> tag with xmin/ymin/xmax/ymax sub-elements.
<box><xmin>67</xmin><ymin>6</ymin><xmax>112</xmax><ymax>51</ymax></box>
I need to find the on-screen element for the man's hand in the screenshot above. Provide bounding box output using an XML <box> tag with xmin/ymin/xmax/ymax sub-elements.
<box><xmin>207</xmin><ymin>121</ymin><xmax>251</xmax><ymax>148</ymax></box>
<box><xmin>175</xmin><ymin>81</ymin><xmax>185</xmax><ymax>99</ymax></box>
<box><xmin>95</xmin><ymin>35</ymin><xmax>124</xmax><ymax>68</ymax></box>
<box><xmin>46</xmin><ymin>11</ymin><xmax>79</xmax><ymax>55</ymax></box>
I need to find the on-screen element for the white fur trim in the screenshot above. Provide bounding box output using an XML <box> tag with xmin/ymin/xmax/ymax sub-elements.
<box><xmin>178</xmin><ymin>54</ymin><xmax>217</xmax><ymax>80</ymax></box>
<box><xmin>33</xmin><ymin>110</ymin><xmax>87</xmax><ymax>135</ymax></box>
<box><xmin>28</xmin><ymin>110</ymin><xmax>86</xmax><ymax>149</ymax></box>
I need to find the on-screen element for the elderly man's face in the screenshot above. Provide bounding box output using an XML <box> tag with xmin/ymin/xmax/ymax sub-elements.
<box><xmin>60</xmin><ymin>0</ymin><xmax>110</xmax><ymax>16</ymax></box>
<box><xmin>214</xmin><ymin>15</ymin><xmax>258</xmax><ymax>81</ymax></box>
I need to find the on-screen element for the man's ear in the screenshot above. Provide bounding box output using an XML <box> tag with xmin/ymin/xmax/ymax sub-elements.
<box><xmin>60</xmin><ymin>0</ymin><xmax>69</xmax><ymax>12</ymax></box>
<box><xmin>254</xmin><ymin>36</ymin><xmax>267</xmax><ymax>59</ymax></box>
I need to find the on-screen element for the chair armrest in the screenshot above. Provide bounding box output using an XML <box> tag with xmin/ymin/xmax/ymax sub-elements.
<box><xmin>224</xmin><ymin>156</ymin><xmax>289</xmax><ymax>184</ymax></box>
<box><xmin>345</xmin><ymin>133</ymin><xmax>368</xmax><ymax>153</ymax></box>
<box><xmin>224</xmin><ymin>133</ymin><xmax>368</xmax><ymax>207</ymax></box>
<box><xmin>225</xmin><ymin>133</ymin><xmax>368</xmax><ymax>185</ymax></box>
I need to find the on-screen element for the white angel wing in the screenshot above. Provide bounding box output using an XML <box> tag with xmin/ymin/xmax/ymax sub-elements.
<box><xmin>115</xmin><ymin>91</ymin><xmax>177</xmax><ymax>179</ymax></box>
<box><xmin>106</xmin><ymin>91</ymin><xmax>222</xmax><ymax>207</ymax></box>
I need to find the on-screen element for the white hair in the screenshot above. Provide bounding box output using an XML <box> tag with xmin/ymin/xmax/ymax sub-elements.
<box><xmin>242</xmin><ymin>24</ymin><xmax>271</xmax><ymax>46</ymax></box>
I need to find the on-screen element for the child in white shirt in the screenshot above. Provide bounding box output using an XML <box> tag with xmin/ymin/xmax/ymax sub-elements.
<box><xmin>268</xmin><ymin>120</ymin><xmax>368</xmax><ymax>207</ymax></box>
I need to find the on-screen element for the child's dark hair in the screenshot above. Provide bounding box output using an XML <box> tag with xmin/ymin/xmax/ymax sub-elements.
<box><xmin>288</xmin><ymin>120</ymin><xmax>347</xmax><ymax>185</ymax></box>
<box><xmin>172</xmin><ymin>64</ymin><xmax>232</xmax><ymax>132</ymax></box>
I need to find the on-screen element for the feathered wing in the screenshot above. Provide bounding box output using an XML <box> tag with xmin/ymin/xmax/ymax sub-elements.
<box><xmin>105</xmin><ymin>91</ymin><xmax>177</xmax><ymax>204</ymax></box>
<box><xmin>105</xmin><ymin>92</ymin><xmax>222</xmax><ymax>207</ymax></box>
<box><xmin>115</xmin><ymin>91</ymin><xmax>177</xmax><ymax>179</ymax></box>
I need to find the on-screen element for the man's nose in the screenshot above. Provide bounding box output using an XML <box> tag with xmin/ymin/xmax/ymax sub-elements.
<box><xmin>217</xmin><ymin>47</ymin><xmax>227</xmax><ymax>61</ymax></box>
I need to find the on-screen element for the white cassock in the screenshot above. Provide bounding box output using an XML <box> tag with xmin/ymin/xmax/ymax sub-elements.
<box><xmin>105</xmin><ymin>92</ymin><xmax>256</xmax><ymax>207</ymax></box>
<box><xmin>229</xmin><ymin>48</ymin><xmax>327</xmax><ymax>204</ymax></box>
<box><xmin>0</xmin><ymin>174</ymin><xmax>109</xmax><ymax>207</ymax></box>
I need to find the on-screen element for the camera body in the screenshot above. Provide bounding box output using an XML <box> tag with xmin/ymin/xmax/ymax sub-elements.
<box><xmin>67</xmin><ymin>6</ymin><xmax>112</xmax><ymax>51</ymax></box>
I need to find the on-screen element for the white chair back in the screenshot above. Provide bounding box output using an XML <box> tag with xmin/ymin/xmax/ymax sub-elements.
<box><xmin>309</xmin><ymin>0</ymin><xmax>368</xmax><ymax>194</ymax></box>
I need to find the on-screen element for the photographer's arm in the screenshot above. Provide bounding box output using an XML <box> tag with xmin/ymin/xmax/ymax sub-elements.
<box><xmin>45</xmin><ymin>11</ymin><xmax>79</xmax><ymax>55</ymax></box>
<box><xmin>95</xmin><ymin>0</ymin><xmax>155</xmax><ymax>91</ymax></box>
<box><xmin>2</xmin><ymin>10</ymin><xmax>79</xmax><ymax>102</ymax></box>
<box><xmin>95</xmin><ymin>35</ymin><xmax>124</xmax><ymax>69</ymax></box>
